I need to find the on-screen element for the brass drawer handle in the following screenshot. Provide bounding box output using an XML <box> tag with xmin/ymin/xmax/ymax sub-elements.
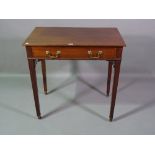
<box><xmin>88</xmin><ymin>50</ymin><xmax>103</xmax><ymax>59</ymax></box>
<box><xmin>45</xmin><ymin>50</ymin><xmax>61</xmax><ymax>59</ymax></box>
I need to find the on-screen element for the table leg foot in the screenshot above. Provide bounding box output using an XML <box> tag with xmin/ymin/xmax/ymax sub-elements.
<box><xmin>109</xmin><ymin>116</ymin><xmax>113</xmax><ymax>122</ymax></box>
<box><xmin>37</xmin><ymin>115</ymin><xmax>42</xmax><ymax>119</ymax></box>
<box><xmin>44</xmin><ymin>91</ymin><xmax>48</xmax><ymax>95</ymax></box>
<box><xmin>106</xmin><ymin>94</ymin><xmax>110</xmax><ymax>97</ymax></box>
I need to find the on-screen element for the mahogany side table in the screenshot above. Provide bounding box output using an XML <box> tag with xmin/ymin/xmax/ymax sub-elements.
<box><xmin>23</xmin><ymin>27</ymin><xmax>126</xmax><ymax>121</ymax></box>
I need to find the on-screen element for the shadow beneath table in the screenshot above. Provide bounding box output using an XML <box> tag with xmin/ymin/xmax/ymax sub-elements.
<box><xmin>43</xmin><ymin>75</ymin><xmax>155</xmax><ymax>121</ymax></box>
<box><xmin>78</xmin><ymin>77</ymin><xmax>107</xmax><ymax>97</ymax></box>
<box><xmin>113</xmin><ymin>98</ymin><xmax>155</xmax><ymax>121</ymax></box>
<box><xmin>117</xmin><ymin>77</ymin><xmax>139</xmax><ymax>93</ymax></box>
<box><xmin>42</xmin><ymin>76</ymin><xmax>108</xmax><ymax>121</ymax></box>
<box><xmin>42</xmin><ymin>98</ymin><xmax>109</xmax><ymax>121</ymax></box>
<box><xmin>42</xmin><ymin>102</ymin><xmax>74</xmax><ymax>119</ymax></box>
<box><xmin>47</xmin><ymin>76</ymin><xmax>106</xmax><ymax>97</ymax></box>
<box><xmin>0</xmin><ymin>102</ymin><xmax>35</xmax><ymax>119</ymax></box>
<box><xmin>76</xmin><ymin>103</ymin><xmax>109</xmax><ymax>121</ymax></box>
<box><xmin>47</xmin><ymin>77</ymin><xmax>76</xmax><ymax>94</ymax></box>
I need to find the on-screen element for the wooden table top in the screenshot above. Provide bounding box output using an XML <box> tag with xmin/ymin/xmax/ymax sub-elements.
<box><xmin>23</xmin><ymin>27</ymin><xmax>126</xmax><ymax>47</ymax></box>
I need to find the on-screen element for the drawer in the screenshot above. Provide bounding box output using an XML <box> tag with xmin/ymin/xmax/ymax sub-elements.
<box><xmin>31</xmin><ymin>47</ymin><xmax>117</xmax><ymax>60</ymax></box>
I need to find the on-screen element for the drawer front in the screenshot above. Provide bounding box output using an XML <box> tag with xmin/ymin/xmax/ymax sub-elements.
<box><xmin>31</xmin><ymin>47</ymin><xmax>117</xmax><ymax>60</ymax></box>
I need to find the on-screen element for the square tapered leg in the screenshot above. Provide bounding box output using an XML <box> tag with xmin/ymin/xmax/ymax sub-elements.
<box><xmin>27</xmin><ymin>59</ymin><xmax>41</xmax><ymax>119</ymax></box>
<box><xmin>109</xmin><ymin>60</ymin><xmax>121</xmax><ymax>121</ymax></box>
<box><xmin>41</xmin><ymin>60</ymin><xmax>47</xmax><ymax>95</ymax></box>
<box><xmin>107</xmin><ymin>61</ymin><xmax>113</xmax><ymax>96</ymax></box>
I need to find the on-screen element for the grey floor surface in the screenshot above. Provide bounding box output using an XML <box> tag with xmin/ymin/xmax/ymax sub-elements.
<box><xmin>0</xmin><ymin>74</ymin><xmax>155</xmax><ymax>135</ymax></box>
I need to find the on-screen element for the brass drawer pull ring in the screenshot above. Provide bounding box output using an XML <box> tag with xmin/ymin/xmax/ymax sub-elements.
<box><xmin>45</xmin><ymin>50</ymin><xmax>61</xmax><ymax>59</ymax></box>
<box><xmin>88</xmin><ymin>50</ymin><xmax>103</xmax><ymax>59</ymax></box>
